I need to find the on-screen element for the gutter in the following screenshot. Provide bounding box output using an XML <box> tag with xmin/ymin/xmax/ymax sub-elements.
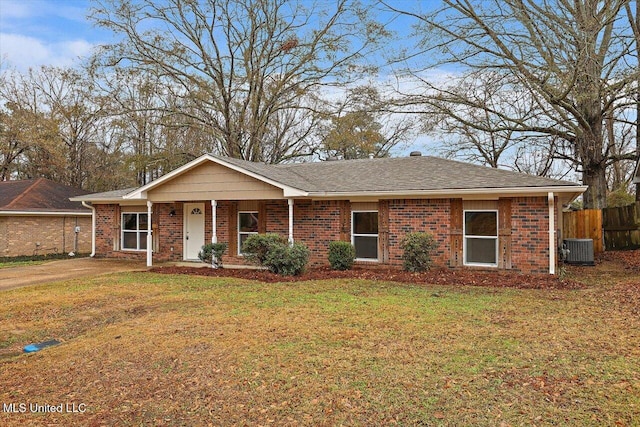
<box><xmin>82</xmin><ymin>201</ymin><xmax>96</xmax><ymax>257</ymax></box>
<box><xmin>306</xmin><ymin>186</ymin><xmax>588</xmax><ymax>200</ymax></box>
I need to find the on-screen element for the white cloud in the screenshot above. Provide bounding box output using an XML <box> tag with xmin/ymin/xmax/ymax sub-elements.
<box><xmin>0</xmin><ymin>33</ymin><xmax>94</xmax><ymax>71</ymax></box>
<box><xmin>0</xmin><ymin>1</ymin><xmax>32</xmax><ymax>19</ymax></box>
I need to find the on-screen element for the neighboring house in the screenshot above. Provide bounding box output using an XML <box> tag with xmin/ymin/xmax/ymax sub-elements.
<box><xmin>0</xmin><ymin>178</ymin><xmax>92</xmax><ymax>257</ymax></box>
<box><xmin>72</xmin><ymin>153</ymin><xmax>587</xmax><ymax>275</ymax></box>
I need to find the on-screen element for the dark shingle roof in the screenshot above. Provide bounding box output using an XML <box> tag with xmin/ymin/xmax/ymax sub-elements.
<box><xmin>72</xmin><ymin>188</ymin><xmax>136</xmax><ymax>201</ymax></box>
<box><xmin>75</xmin><ymin>154</ymin><xmax>584</xmax><ymax>202</ymax></box>
<box><xmin>0</xmin><ymin>178</ymin><xmax>90</xmax><ymax>212</ymax></box>
<box><xmin>216</xmin><ymin>155</ymin><xmax>579</xmax><ymax>194</ymax></box>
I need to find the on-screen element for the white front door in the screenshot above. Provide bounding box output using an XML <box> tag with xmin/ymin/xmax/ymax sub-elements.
<box><xmin>184</xmin><ymin>203</ymin><xmax>205</xmax><ymax>260</ymax></box>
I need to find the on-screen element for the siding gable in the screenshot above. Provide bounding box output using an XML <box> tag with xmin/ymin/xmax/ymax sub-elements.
<box><xmin>147</xmin><ymin>162</ymin><xmax>285</xmax><ymax>202</ymax></box>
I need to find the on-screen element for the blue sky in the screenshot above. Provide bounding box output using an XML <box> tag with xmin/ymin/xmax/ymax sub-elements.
<box><xmin>0</xmin><ymin>0</ymin><xmax>433</xmax><ymax>155</ymax></box>
<box><xmin>0</xmin><ymin>0</ymin><xmax>111</xmax><ymax>71</ymax></box>
<box><xmin>0</xmin><ymin>0</ymin><xmax>425</xmax><ymax>72</ymax></box>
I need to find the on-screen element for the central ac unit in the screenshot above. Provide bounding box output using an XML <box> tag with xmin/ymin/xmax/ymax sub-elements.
<box><xmin>563</xmin><ymin>238</ymin><xmax>595</xmax><ymax>266</ymax></box>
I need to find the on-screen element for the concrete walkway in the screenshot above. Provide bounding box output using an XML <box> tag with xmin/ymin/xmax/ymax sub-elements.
<box><xmin>0</xmin><ymin>258</ymin><xmax>148</xmax><ymax>291</ymax></box>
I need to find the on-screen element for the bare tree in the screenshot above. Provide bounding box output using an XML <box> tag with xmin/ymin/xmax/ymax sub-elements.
<box><xmin>0</xmin><ymin>70</ymin><xmax>65</xmax><ymax>181</ymax></box>
<box><xmin>384</xmin><ymin>0</ymin><xmax>639</xmax><ymax>208</ymax></box>
<box><xmin>90</xmin><ymin>0</ymin><xmax>386</xmax><ymax>163</ymax></box>
<box><xmin>28</xmin><ymin>66</ymin><xmax>109</xmax><ymax>188</ymax></box>
<box><xmin>421</xmin><ymin>71</ymin><xmax>539</xmax><ymax>169</ymax></box>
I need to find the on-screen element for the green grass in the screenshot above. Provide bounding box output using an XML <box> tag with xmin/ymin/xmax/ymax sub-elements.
<box><xmin>0</xmin><ymin>253</ymin><xmax>89</xmax><ymax>269</ymax></box>
<box><xmin>0</xmin><ymin>271</ymin><xmax>638</xmax><ymax>426</ymax></box>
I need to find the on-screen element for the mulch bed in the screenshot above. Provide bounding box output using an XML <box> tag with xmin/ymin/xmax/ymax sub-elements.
<box><xmin>151</xmin><ymin>264</ymin><xmax>585</xmax><ymax>290</ymax></box>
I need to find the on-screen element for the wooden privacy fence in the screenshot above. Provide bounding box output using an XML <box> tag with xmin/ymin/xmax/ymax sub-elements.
<box><xmin>602</xmin><ymin>202</ymin><xmax>640</xmax><ymax>250</ymax></box>
<box><xmin>562</xmin><ymin>209</ymin><xmax>603</xmax><ymax>253</ymax></box>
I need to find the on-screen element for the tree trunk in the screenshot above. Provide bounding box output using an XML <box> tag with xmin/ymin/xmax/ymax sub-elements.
<box><xmin>582</xmin><ymin>164</ymin><xmax>607</xmax><ymax>209</ymax></box>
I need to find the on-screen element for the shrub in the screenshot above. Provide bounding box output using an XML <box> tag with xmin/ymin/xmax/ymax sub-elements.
<box><xmin>401</xmin><ymin>232</ymin><xmax>438</xmax><ymax>272</ymax></box>
<box><xmin>241</xmin><ymin>233</ymin><xmax>309</xmax><ymax>276</ymax></box>
<box><xmin>241</xmin><ymin>233</ymin><xmax>287</xmax><ymax>264</ymax></box>
<box><xmin>263</xmin><ymin>242</ymin><xmax>310</xmax><ymax>276</ymax></box>
<box><xmin>328</xmin><ymin>241</ymin><xmax>356</xmax><ymax>270</ymax></box>
<box><xmin>198</xmin><ymin>242</ymin><xmax>227</xmax><ymax>268</ymax></box>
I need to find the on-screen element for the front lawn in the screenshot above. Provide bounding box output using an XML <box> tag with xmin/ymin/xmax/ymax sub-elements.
<box><xmin>0</xmin><ymin>266</ymin><xmax>638</xmax><ymax>426</ymax></box>
<box><xmin>0</xmin><ymin>253</ymin><xmax>88</xmax><ymax>269</ymax></box>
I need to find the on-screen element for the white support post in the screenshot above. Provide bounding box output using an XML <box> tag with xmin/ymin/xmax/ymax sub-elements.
<box><xmin>146</xmin><ymin>201</ymin><xmax>153</xmax><ymax>267</ymax></box>
<box><xmin>288</xmin><ymin>198</ymin><xmax>294</xmax><ymax>245</ymax></box>
<box><xmin>548</xmin><ymin>192</ymin><xmax>555</xmax><ymax>275</ymax></box>
<box><xmin>211</xmin><ymin>200</ymin><xmax>217</xmax><ymax>244</ymax></box>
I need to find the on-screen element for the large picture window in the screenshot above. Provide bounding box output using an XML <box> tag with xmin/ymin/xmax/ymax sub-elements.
<box><xmin>238</xmin><ymin>211</ymin><xmax>259</xmax><ymax>254</ymax></box>
<box><xmin>122</xmin><ymin>212</ymin><xmax>149</xmax><ymax>251</ymax></box>
<box><xmin>464</xmin><ymin>211</ymin><xmax>498</xmax><ymax>266</ymax></box>
<box><xmin>352</xmin><ymin>211</ymin><xmax>378</xmax><ymax>260</ymax></box>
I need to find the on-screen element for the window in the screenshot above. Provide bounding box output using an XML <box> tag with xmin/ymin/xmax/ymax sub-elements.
<box><xmin>238</xmin><ymin>211</ymin><xmax>259</xmax><ymax>254</ymax></box>
<box><xmin>464</xmin><ymin>210</ymin><xmax>498</xmax><ymax>266</ymax></box>
<box><xmin>352</xmin><ymin>211</ymin><xmax>378</xmax><ymax>260</ymax></box>
<box><xmin>122</xmin><ymin>212</ymin><xmax>149</xmax><ymax>251</ymax></box>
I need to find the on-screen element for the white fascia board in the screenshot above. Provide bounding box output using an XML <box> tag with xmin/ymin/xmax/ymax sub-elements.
<box><xmin>0</xmin><ymin>210</ymin><xmax>92</xmax><ymax>216</ymax></box>
<box><xmin>124</xmin><ymin>153</ymin><xmax>308</xmax><ymax>200</ymax></box>
<box><xmin>69</xmin><ymin>197</ymin><xmax>127</xmax><ymax>203</ymax></box>
<box><xmin>307</xmin><ymin>185</ymin><xmax>588</xmax><ymax>200</ymax></box>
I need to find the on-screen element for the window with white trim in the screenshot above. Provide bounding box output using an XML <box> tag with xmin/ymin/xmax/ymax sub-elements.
<box><xmin>238</xmin><ymin>211</ymin><xmax>259</xmax><ymax>255</ymax></box>
<box><xmin>352</xmin><ymin>211</ymin><xmax>378</xmax><ymax>260</ymax></box>
<box><xmin>122</xmin><ymin>212</ymin><xmax>149</xmax><ymax>251</ymax></box>
<box><xmin>464</xmin><ymin>210</ymin><xmax>498</xmax><ymax>266</ymax></box>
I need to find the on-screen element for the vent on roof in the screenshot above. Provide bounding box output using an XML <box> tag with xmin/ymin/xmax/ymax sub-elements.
<box><xmin>409</xmin><ymin>151</ymin><xmax>422</xmax><ymax>157</ymax></box>
<box><xmin>563</xmin><ymin>238</ymin><xmax>595</xmax><ymax>265</ymax></box>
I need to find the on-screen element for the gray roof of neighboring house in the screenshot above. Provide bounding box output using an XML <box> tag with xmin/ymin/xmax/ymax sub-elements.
<box><xmin>0</xmin><ymin>178</ymin><xmax>90</xmax><ymax>213</ymax></box>
<box><xmin>216</xmin><ymin>155</ymin><xmax>581</xmax><ymax>193</ymax></box>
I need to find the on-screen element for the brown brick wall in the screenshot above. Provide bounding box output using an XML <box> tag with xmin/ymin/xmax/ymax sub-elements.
<box><xmin>0</xmin><ymin>215</ymin><xmax>91</xmax><ymax>257</ymax></box>
<box><xmin>510</xmin><ymin>196</ymin><xmax>550</xmax><ymax>274</ymax></box>
<box><xmin>387</xmin><ymin>199</ymin><xmax>451</xmax><ymax>267</ymax></box>
<box><xmin>93</xmin><ymin>196</ymin><xmax>552</xmax><ymax>274</ymax></box>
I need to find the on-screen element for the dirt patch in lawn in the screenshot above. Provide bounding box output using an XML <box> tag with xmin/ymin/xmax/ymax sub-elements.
<box><xmin>152</xmin><ymin>264</ymin><xmax>584</xmax><ymax>290</ymax></box>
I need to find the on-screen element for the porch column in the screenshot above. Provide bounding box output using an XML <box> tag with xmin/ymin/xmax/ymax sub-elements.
<box><xmin>146</xmin><ymin>201</ymin><xmax>153</xmax><ymax>267</ymax></box>
<box><xmin>211</xmin><ymin>200</ymin><xmax>217</xmax><ymax>244</ymax></box>
<box><xmin>548</xmin><ymin>192</ymin><xmax>555</xmax><ymax>275</ymax></box>
<box><xmin>288</xmin><ymin>198</ymin><xmax>294</xmax><ymax>245</ymax></box>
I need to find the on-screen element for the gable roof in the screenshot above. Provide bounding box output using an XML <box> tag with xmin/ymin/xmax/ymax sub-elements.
<box><xmin>73</xmin><ymin>154</ymin><xmax>587</xmax><ymax>203</ymax></box>
<box><xmin>0</xmin><ymin>178</ymin><xmax>91</xmax><ymax>214</ymax></box>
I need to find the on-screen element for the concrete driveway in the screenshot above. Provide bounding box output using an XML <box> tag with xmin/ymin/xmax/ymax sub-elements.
<box><xmin>0</xmin><ymin>258</ymin><xmax>148</xmax><ymax>291</ymax></box>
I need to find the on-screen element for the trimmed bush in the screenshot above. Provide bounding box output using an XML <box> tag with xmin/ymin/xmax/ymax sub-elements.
<box><xmin>328</xmin><ymin>241</ymin><xmax>356</xmax><ymax>270</ymax></box>
<box><xmin>198</xmin><ymin>242</ymin><xmax>227</xmax><ymax>268</ymax></box>
<box><xmin>241</xmin><ymin>233</ymin><xmax>309</xmax><ymax>276</ymax></box>
<box><xmin>263</xmin><ymin>242</ymin><xmax>310</xmax><ymax>276</ymax></box>
<box><xmin>401</xmin><ymin>232</ymin><xmax>438</xmax><ymax>272</ymax></box>
<box><xmin>241</xmin><ymin>233</ymin><xmax>287</xmax><ymax>264</ymax></box>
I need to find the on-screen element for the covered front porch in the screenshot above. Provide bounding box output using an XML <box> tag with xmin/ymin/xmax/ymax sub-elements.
<box><xmin>141</xmin><ymin>198</ymin><xmax>297</xmax><ymax>267</ymax></box>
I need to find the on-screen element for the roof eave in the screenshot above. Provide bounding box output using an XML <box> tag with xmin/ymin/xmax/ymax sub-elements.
<box><xmin>69</xmin><ymin>196</ymin><xmax>127</xmax><ymax>203</ymax></box>
<box><xmin>306</xmin><ymin>185</ymin><xmax>588</xmax><ymax>201</ymax></box>
<box><xmin>0</xmin><ymin>210</ymin><xmax>92</xmax><ymax>216</ymax></box>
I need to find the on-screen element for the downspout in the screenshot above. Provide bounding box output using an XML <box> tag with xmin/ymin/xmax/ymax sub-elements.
<box><xmin>287</xmin><ymin>199</ymin><xmax>294</xmax><ymax>245</ymax></box>
<box><xmin>147</xmin><ymin>201</ymin><xmax>153</xmax><ymax>267</ymax></box>
<box><xmin>548</xmin><ymin>192</ymin><xmax>555</xmax><ymax>275</ymax></box>
<box><xmin>82</xmin><ymin>201</ymin><xmax>96</xmax><ymax>257</ymax></box>
<box><xmin>211</xmin><ymin>200</ymin><xmax>217</xmax><ymax>244</ymax></box>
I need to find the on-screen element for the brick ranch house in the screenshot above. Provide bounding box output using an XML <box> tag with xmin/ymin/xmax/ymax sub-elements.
<box><xmin>0</xmin><ymin>178</ymin><xmax>92</xmax><ymax>257</ymax></box>
<box><xmin>72</xmin><ymin>153</ymin><xmax>587</xmax><ymax>275</ymax></box>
